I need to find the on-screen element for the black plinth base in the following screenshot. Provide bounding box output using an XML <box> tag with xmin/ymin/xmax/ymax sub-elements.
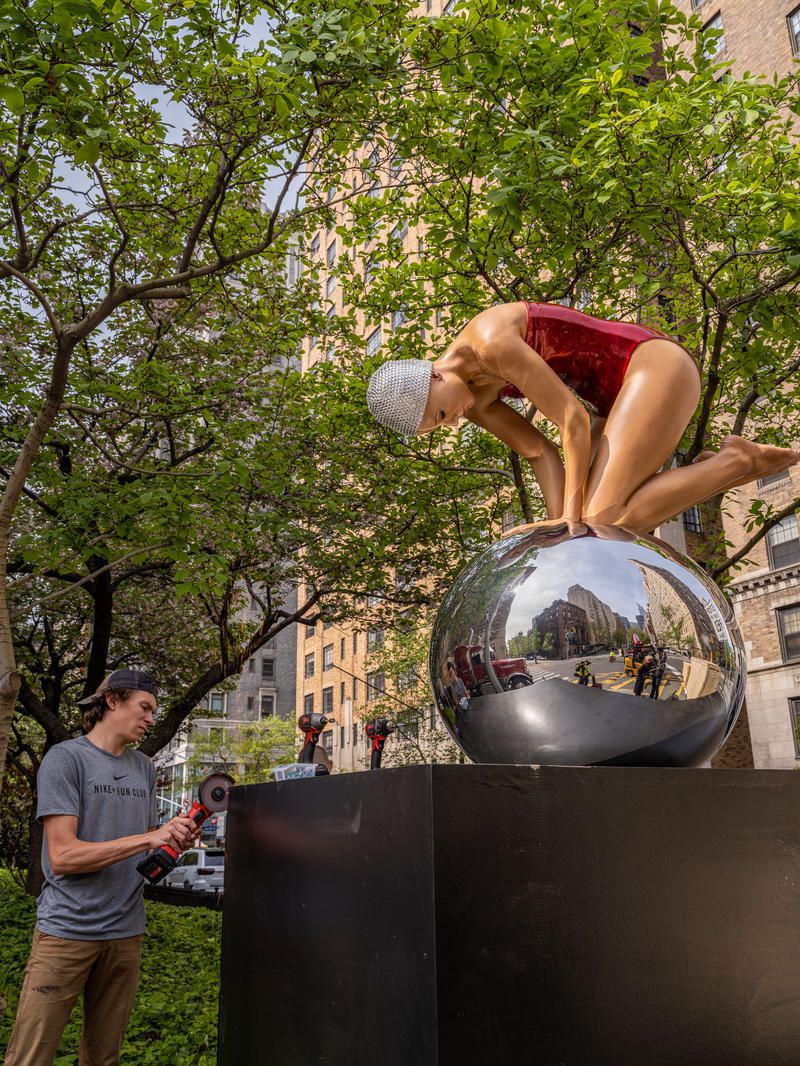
<box><xmin>218</xmin><ymin>765</ymin><xmax>800</xmax><ymax>1066</ymax></box>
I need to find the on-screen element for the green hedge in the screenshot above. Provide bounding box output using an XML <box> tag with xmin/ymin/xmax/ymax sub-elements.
<box><xmin>0</xmin><ymin>871</ymin><xmax>221</xmax><ymax>1065</ymax></box>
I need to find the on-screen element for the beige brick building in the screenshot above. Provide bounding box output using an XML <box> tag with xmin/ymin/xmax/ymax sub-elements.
<box><xmin>719</xmin><ymin>473</ymin><xmax>800</xmax><ymax>767</ymax></box>
<box><xmin>671</xmin><ymin>0</ymin><xmax>800</xmax><ymax>80</ymax></box>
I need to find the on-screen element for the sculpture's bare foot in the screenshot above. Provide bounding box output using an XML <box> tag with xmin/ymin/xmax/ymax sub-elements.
<box><xmin>718</xmin><ymin>435</ymin><xmax>799</xmax><ymax>479</ymax></box>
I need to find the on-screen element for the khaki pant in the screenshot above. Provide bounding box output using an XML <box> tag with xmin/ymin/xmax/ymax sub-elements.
<box><xmin>4</xmin><ymin>929</ymin><xmax>143</xmax><ymax>1066</ymax></box>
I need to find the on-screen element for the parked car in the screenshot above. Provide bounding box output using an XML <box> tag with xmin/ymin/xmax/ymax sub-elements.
<box><xmin>162</xmin><ymin>847</ymin><xmax>225</xmax><ymax>894</ymax></box>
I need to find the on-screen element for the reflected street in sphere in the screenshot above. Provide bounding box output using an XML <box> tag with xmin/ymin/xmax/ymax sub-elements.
<box><xmin>429</xmin><ymin>522</ymin><xmax>745</xmax><ymax>767</ymax></box>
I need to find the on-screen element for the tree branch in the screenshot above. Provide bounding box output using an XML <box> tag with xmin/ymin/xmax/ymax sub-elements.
<box><xmin>713</xmin><ymin>495</ymin><xmax>800</xmax><ymax>577</ymax></box>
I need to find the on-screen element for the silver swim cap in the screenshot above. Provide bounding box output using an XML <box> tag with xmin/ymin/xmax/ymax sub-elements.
<box><xmin>366</xmin><ymin>359</ymin><xmax>433</xmax><ymax>436</ymax></box>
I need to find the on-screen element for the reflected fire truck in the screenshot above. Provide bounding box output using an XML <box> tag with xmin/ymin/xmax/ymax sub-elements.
<box><xmin>452</xmin><ymin>643</ymin><xmax>532</xmax><ymax>696</ymax></box>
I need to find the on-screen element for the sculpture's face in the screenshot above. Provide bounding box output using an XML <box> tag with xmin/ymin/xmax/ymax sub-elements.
<box><xmin>418</xmin><ymin>369</ymin><xmax>473</xmax><ymax>435</ymax></box>
<box><xmin>430</xmin><ymin>523</ymin><xmax>746</xmax><ymax>768</ymax></box>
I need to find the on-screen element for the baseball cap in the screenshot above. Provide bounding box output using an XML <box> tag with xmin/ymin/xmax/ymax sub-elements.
<box><xmin>77</xmin><ymin>669</ymin><xmax>158</xmax><ymax>705</ymax></box>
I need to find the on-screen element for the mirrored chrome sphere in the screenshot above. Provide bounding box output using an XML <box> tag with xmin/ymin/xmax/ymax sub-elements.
<box><xmin>430</xmin><ymin>523</ymin><xmax>745</xmax><ymax>767</ymax></box>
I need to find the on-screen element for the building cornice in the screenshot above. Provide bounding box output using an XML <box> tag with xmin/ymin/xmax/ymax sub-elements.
<box><xmin>728</xmin><ymin>564</ymin><xmax>800</xmax><ymax>598</ymax></box>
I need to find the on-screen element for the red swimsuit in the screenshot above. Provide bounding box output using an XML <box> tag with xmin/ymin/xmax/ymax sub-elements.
<box><xmin>498</xmin><ymin>302</ymin><xmax>669</xmax><ymax>418</ymax></box>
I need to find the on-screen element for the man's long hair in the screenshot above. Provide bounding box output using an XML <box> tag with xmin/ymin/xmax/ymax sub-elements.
<box><xmin>82</xmin><ymin>687</ymin><xmax>132</xmax><ymax>732</ymax></box>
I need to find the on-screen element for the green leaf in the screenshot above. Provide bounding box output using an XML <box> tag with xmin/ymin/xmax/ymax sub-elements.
<box><xmin>0</xmin><ymin>85</ymin><xmax>25</xmax><ymax>114</ymax></box>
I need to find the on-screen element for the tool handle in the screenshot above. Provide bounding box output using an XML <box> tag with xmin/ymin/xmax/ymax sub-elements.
<box><xmin>137</xmin><ymin>844</ymin><xmax>180</xmax><ymax>884</ymax></box>
<box><xmin>299</xmin><ymin>737</ymin><xmax>317</xmax><ymax>763</ymax></box>
<box><xmin>370</xmin><ymin>737</ymin><xmax>385</xmax><ymax>770</ymax></box>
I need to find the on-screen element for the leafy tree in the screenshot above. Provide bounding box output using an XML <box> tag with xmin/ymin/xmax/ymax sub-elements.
<box><xmin>508</xmin><ymin>628</ymin><xmax>540</xmax><ymax>659</ymax></box>
<box><xmin>184</xmin><ymin>715</ymin><xmax>298</xmax><ymax>789</ymax></box>
<box><xmin>0</xmin><ymin>0</ymin><xmax>518</xmax><ymax>799</ymax></box>
<box><xmin>541</xmin><ymin>632</ymin><xmax>557</xmax><ymax>658</ymax></box>
<box><xmin>362</xmin><ymin>611</ymin><xmax>461</xmax><ymax>768</ymax></box>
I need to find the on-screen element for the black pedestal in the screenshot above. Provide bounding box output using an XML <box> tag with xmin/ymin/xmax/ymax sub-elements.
<box><xmin>218</xmin><ymin>765</ymin><xmax>800</xmax><ymax>1066</ymax></box>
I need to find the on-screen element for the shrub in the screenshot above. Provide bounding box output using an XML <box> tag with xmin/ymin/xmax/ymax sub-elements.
<box><xmin>0</xmin><ymin>872</ymin><xmax>221</xmax><ymax>1064</ymax></box>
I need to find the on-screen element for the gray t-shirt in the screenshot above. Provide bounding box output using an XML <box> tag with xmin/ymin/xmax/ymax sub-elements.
<box><xmin>36</xmin><ymin>735</ymin><xmax>157</xmax><ymax>940</ymax></box>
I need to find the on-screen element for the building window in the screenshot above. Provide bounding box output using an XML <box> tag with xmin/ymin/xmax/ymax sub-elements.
<box><xmin>365</xmin><ymin>258</ymin><xmax>380</xmax><ymax>286</ymax></box>
<box><xmin>367</xmin><ymin>628</ymin><xmax>385</xmax><ymax>649</ymax></box>
<box><xmin>322</xmin><ymin>686</ymin><xmax>334</xmax><ymax>715</ymax></box>
<box><xmin>304</xmin><ymin>693</ymin><xmax>315</xmax><ymax>714</ymax></box>
<box><xmin>352</xmin><ymin>677</ymin><xmax>358</xmax><ymax>702</ymax></box>
<box><xmin>304</xmin><ymin>652</ymin><xmax>315</xmax><ymax>678</ymax></box>
<box><xmin>352</xmin><ymin>722</ymin><xmax>359</xmax><ymax>744</ymax></box>
<box><xmin>366</xmin><ymin>670</ymin><xmax>386</xmax><ymax>701</ymax></box>
<box><xmin>683</xmin><ymin>506</ymin><xmax>703</xmax><ymax>534</ymax></box>
<box><xmin>702</xmin><ymin>13</ymin><xmax>725</xmax><ymax>58</ymax></box>
<box><xmin>323</xmin><ymin>644</ymin><xmax>334</xmax><ymax>671</ymax></box>
<box><xmin>310</xmin><ymin>233</ymin><xmax>320</xmax><ymax>257</ymax></box>
<box><xmin>390</xmin><ymin>155</ymin><xmax>404</xmax><ymax>176</ymax></box>
<box><xmin>352</xmin><ymin>632</ymin><xmax>359</xmax><ymax>654</ymax></box>
<box><xmin>340</xmin><ymin>637</ymin><xmax>346</xmax><ymax>659</ymax></box>
<box><xmin>340</xmin><ymin>681</ymin><xmax>345</xmax><ymax>703</ymax></box>
<box><xmin>366</xmin><ymin>181</ymin><xmax>381</xmax><ymax>199</ymax></box>
<box><xmin>339</xmin><ymin>724</ymin><xmax>345</xmax><ymax>747</ymax></box>
<box><xmin>326</xmin><ymin>274</ymin><xmax>337</xmax><ymax>298</ymax></box>
<box><xmin>261</xmin><ymin>658</ymin><xmax>274</xmax><ymax>680</ymax></box>
<box><xmin>758</xmin><ymin>470</ymin><xmax>790</xmax><ymax>488</ymax></box>
<box><xmin>501</xmin><ymin>509</ymin><xmax>518</xmax><ymax>534</ymax></box>
<box><xmin>391</xmin><ymin>308</ymin><xmax>407</xmax><ymax>330</ymax></box>
<box><xmin>260</xmin><ymin>694</ymin><xmax>275</xmax><ymax>717</ymax></box>
<box><xmin>777</xmin><ymin>604</ymin><xmax>800</xmax><ymax>661</ymax></box>
<box><xmin>398</xmin><ymin>669</ymin><xmax>416</xmax><ymax>692</ymax></box>
<box><xmin>442</xmin><ymin>0</ymin><xmax>456</xmax><ymax>12</ymax></box>
<box><xmin>366</xmin><ymin>327</ymin><xmax>382</xmax><ymax>356</ymax></box>
<box><xmin>790</xmin><ymin>5</ymin><xmax>800</xmax><ymax>54</ymax></box>
<box><xmin>248</xmin><ymin>658</ymin><xmax>254</xmax><ymax>672</ymax></box>
<box><xmin>209</xmin><ymin>691</ymin><xmax>224</xmax><ymax>714</ymax></box>
<box><xmin>321</xmin><ymin>730</ymin><xmax>333</xmax><ymax>755</ymax></box>
<box><xmin>392</xmin><ymin>219</ymin><xmax>408</xmax><ymax>241</ymax></box>
<box><xmin>247</xmin><ymin>695</ymin><xmax>254</xmax><ymax>711</ymax></box>
<box><xmin>767</xmin><ymin>515</ymin><xmax>800</xmax><ymax>569</ymax></box>
<box><xmin>790</xmin><ymin>698</ymin><xmax>800</xmax><ymax>757</ymax></box>
<box><xmin>306</xmin><ymin>623</ymin><xmax>316</xmax><ymax>638</ymax></box>
<box><xmin>326</xmin><ymin>240</ymin><xmax>336</xmax><ymax>268</ymax></box>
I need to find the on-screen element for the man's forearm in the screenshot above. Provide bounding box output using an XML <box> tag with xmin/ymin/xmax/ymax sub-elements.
<box><xmin>50</xmin><ymin>832</ymin><xmax>152</xmax><ymax>876</ymax></box>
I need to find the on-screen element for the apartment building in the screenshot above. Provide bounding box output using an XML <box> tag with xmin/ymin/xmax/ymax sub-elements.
<box><xmin>155</xmin><ymin>587</ymin><xmax>298</xmax><ymax>818</ymax></box>
<box><xmin>671</xmin><ymin>0</ymin><xmax>800</xmax><ymax>79</ymax></box>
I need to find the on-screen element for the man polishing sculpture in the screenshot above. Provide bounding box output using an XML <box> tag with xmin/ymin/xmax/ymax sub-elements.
<box><xmin>4</xmin><ymin>670</ymin><xmax>198</xmax><ymax>1066</ymax></box>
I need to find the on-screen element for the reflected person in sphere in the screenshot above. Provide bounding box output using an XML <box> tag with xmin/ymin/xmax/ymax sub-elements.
<box><xmin>366</xmin><ymin>302</ymin><xmax>798</xmax><ymax>533</ymax></box>
<box><xmin>447</xmin><ymin>660</ymin><xmax>470</xmax><ymax>712</ymax></box>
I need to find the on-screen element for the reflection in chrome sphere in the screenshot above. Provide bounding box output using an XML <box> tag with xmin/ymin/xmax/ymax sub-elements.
<box><xmin>429</xmin><ymin>524</ymin><xmax>745</xmax><ymax>767</ymax></box>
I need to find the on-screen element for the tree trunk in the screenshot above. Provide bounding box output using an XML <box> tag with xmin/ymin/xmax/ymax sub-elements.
<box><xmin>0</xmin><ymin>336</ymin><xmax>74</xmax><ymax>800</ymax></box>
